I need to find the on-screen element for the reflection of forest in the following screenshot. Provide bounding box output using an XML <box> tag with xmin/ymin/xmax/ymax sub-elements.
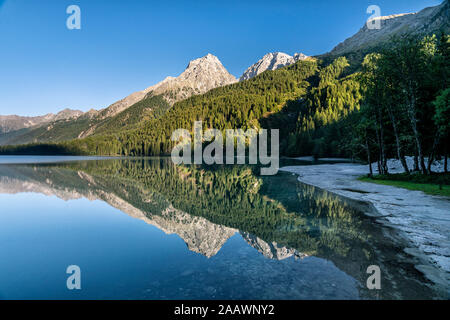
<box><xmin>0</xmin><ymin>158</ymin><xmax>438</xmax><ymax>299</ymax></box>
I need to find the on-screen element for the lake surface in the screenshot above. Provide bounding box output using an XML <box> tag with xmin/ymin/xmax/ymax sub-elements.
<box><xmin>0</xmin><ymin>157</ymin><xmax>442</xmax><ymax>299</ymax></box>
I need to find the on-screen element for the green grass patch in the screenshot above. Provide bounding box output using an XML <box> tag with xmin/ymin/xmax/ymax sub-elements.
<box><xmin>358</xmin><ymin>172</ymin><xmax>450</xmax><ymax>197</ymax></box>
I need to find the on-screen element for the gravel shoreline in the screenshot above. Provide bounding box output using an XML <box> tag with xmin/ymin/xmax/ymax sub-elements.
<box><xmin>280</xmin><ymin>160</ymin><xmax>450</xmax><ymax>294</ymax></box>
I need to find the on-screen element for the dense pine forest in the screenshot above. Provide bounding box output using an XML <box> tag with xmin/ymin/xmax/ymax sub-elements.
<box><xmin>1</xmin><ymin>34</ymin><xmax>449</xmax><ymax>176</ymax></box>
<box><xmin>353</xmin><ymin>34</ymin><xmax>449</xmax><ymax>175</ymax></box>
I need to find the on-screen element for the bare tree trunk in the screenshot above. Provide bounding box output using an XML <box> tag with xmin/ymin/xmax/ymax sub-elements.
<box><xmin>400</xmin><ymin>155</ymin><xmax>409</xmax><ymax>173</ymax></box>
<box><xmin>414</xmin><ymin>153</ymin><xmax>419</xmax><ymax>172</ymax></box>
<box><xmin>379</xmin><ymin>109</ymin><xmax>388</xmax><ymax>175</ymax></box>
<box><xmin>406</xmin><ymin>95</ymin><xmax>427</xmax><ymax>174</ymax></box>
<box><xmin>427</xmin><ymin>132</ymin><xmax>440</xmax><ymax>174</ymax></box>
<box><xmin>375</xmin><ymin>122</ymin><xmax>386</xmax><ymax>175</ymax></box>
<box><xmin>377</xmin><ymin>107</ymin><xmax>389</xmax><ymax>174</ymax></box>
<box><xmin>445</xmin><ymin>154</ymin><xmax>448</xmax><ymax>173</ymax></box>
<box><xmin>366</xmin><ymin>136</ymin><xmax>373</xmax><ymax>177</ymax></box>
<box><xmin>374</xmin><ymin>117</ymin><xmax>382</xmax><ymax>175</ymax></box>
<box><xmin>387</xmin><ymin>105</ymin><xmax>409</xmax><ymax>173</ymax></box>
<box><xmin>413</xmin><ymin>123</ymin><xmax>427</xmax><ymax>174</ymax></box>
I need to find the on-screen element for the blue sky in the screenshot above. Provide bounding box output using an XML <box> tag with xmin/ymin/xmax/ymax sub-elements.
<box><xmin>0</xmin><ymin>0</ymin><xmax>443</xmax><ymax>116</ymax></box>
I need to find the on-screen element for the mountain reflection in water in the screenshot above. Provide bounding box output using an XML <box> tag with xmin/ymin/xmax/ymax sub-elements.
<box><xmin>0</xmin><ymin>158</ymin><xmax>441</xmax><ymax>299</ymax></box>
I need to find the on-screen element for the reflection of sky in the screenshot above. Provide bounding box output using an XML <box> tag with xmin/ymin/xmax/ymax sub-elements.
<box><xmin>0</xmin><ymin>193</ymin><xmax>192</xmax><ymax>299</ymax></box>
<box><xmin>0</xmin><ymin>192</ymin><xmax>358</xmax><ymax>300</ymax></box>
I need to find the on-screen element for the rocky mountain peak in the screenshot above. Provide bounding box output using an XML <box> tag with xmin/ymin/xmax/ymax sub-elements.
<box><xmin>98</xmin><ymin>54</ymin><xmax>237</xmax><ymax>120</ymax></box>
<box><xmin>175</xmin><ymin>53</ymin><xmax>237</xmax><ymax>91</ymax></box>
<box><xmin>293</xmin><ymin>52</ymin><xmax>308</xmax><ymax>61</ymax></box>
<box><xmin>186</xmin><ymin>53</ymin><xmax>220</xmax><ymax>69</ymax></box>
<box><xmin>240</xmin><ymin>51</ymin><xmax>308</xmax><ymax>81</ymax></box>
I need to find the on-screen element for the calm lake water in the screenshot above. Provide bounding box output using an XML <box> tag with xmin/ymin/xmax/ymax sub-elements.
<box><xmin>0</xmin><ymin>157</ymin><xmax>442</xmax><ymax>299</ymax></box>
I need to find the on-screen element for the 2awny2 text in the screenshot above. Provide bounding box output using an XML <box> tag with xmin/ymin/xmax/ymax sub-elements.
<box><xmin>174</xmin><ymin>304</ymin><xmax>275</xmax><ymax>317</ymax></box>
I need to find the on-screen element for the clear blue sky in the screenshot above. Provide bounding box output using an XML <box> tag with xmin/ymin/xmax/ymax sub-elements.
<box><xmin>0</xmin><ymin>0</ymin><xmax>443</xmax><ymax>116</ymax></box>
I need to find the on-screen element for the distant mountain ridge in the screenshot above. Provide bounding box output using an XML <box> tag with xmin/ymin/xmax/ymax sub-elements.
<box><xmin>328</xmin><ymin>0</ymin><xmax>449</xmax><ymax>56</ymax></box>
<box><xmin>0</xmin><ymin>108</ymin><xmax>84</xmax><ymax>134</ymax></box>
<box><xmin>0</xmin><ymin>54</ymin><xmax>237</xmax><ymax>144</ymax></box>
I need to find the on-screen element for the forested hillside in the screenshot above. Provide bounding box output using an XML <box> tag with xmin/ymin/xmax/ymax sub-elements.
<box><xmin>55</xmin><ymin>59</ymin><xmax>321</xmax><ymax>156</ymax></box>
<box><xmin>61</xmin><ymin>55</ymin><xmax>363</xmax><ymax>158</ymax></box>
<box><xmin>268</xmin><ymin>57</ymin><xmax>363</xmax><ymax>156</ymax></box>
<box><xmin>91</xmin><ymin>94</ymin><xmax>171</xmax><ymax>136</ymax></box>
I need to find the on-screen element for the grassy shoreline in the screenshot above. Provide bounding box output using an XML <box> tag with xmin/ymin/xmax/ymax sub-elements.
<box><xmin>358</xmin><ymin>173</ymin><xmax>450</xmax><ymax>197</ymax></box>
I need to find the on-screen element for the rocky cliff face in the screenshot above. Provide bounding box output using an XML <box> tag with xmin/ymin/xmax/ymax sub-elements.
<box><xmin>147</xmin><ymin>205</ymin><xmax>237</xmax><ymax>258</ymax></box>
<box><xmin>240</xmin><ymin>232</ymin><xmax>308</xmax><ymax>260</ymax></box>
<box><xmin>239</xmin><ymin>52</ymin><xmax>308</xmax><ymax>81</ymax></box>
<box><xmin>84</xmin><ymin>187</ymin><xmax>238</xmax><ymax>258</ymax></box>
<box><xmin>328</xmin><ymin>0</ymin><xmax>450</xmax><ymax>56</ymax></box>
<box><xmin>0</xmin><ymin>108</ymin><xmax>84</xmax><ymax>134</ymax></box>
<box><xmin>99</xmin><ymin>53</ymin><xmax>237</xmax><ymax>119</ymax></box>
